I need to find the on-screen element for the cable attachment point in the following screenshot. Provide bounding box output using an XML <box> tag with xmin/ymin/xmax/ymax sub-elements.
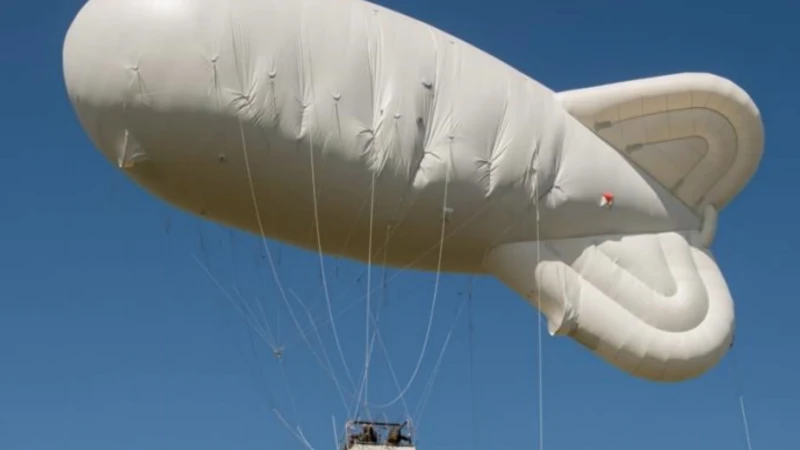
<box><xmin>443</xmin><ymin>206</ymin><xmax>454</xmax><ymax>224</ymax></box>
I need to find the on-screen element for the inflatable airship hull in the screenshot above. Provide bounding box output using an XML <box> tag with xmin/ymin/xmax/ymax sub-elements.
<box><xmin>63</xmin><ymin>0</ymin><xmax>764</xmax><ymax>382</ymax></box>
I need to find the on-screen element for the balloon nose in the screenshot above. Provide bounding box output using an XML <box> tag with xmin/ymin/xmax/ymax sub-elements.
<box><xmin>63</xmin><ymin>0</ymin><xmax>197</xmax><ymax>104</ymax></box>
<box><xmin>63</xmin><ymin>0</ymin><xmax>216</xmax><ymax>167</ymax></box>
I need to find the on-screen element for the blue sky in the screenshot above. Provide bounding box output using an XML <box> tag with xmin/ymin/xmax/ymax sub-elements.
<box><xmin>1</xmin><ymin>0</ymin><xmax>798</xmax><ymax>449</ymax></box>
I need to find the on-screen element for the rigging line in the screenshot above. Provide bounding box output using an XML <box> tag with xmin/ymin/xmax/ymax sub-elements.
<box><xmin>295</xmin><ymin>427</ymin><xmax>316</xmax><ymax>450</ymax></box>
<box><xmin>731</xmin><ymin>345</ymin><xmax>754</xmax><ymax>450</ymax></box>
<box><xmin>273</xmin><ymin>409</ymin><xmax>316</xmax><ymax>450</ymax></box>
<box><xmin>466</xmin><ymin>277</ymin><xmax>478</xmax><ymax>450</ymax></box>
<box><xmin>243</xmin><ymin>327</ymin><xmax>300</xmax><ymax>439</ymax></box>
<box><xmin>240</xmin><ymin>317</ymin><xmax>311</xmax><ymax>450</ymax></box>
<box><xmin>308</xmin><ymin>129</ymin><xmax>358</xmax><ymax>391</ymax></box>
<box><xmin>164</xmin><ymin>211</ymin><xmax>309</xmax><ymax>450</ymax></box>
<box><xmin>281</xmin><ymin>198</ymin><xmax>496</xmax><ymax>352</ymax></box>
<box><xmin>196</xmin><ymin>224</ymin><xmax>210</xmax><ymax>266</ymax></box>
<box><xmin>192</xmin><ymin>253</ymin><xmax>276</xmax><ymax>351</ymax></box>
<box><xmin>350</xmin><ymin>321</ymin><xmax>380</xmax><ymax>421</ymax></box>
<box><xmin>156</xmin><ymin>163</ymin><xmax>303</xmax><ymax>449</ymax></box>
<box><xmin>191</xmin><ymin>253</ymin><xmax>319</xmax><ymax>450</ymax></box>
<box><xmin>244</xmin><ymin>321</ymin><xmax>277</xmax><ymax>405</ymax></box>
<box><xmin>739</xmin><ymin>395</ymin><xmax>754</xmax><ymax>450</ymax></box>
<box><xmin>332</xmin><ymin>416</ymin><xmax>341</xmax><ymax>450</ymax></box>
<box><xmin>535</xmin><ymin>175</ymin><xmax>544</xmax><ymax>450</ymax></box>
<box><xmin>250</xmin><ymin>293</ymin><xmax>275</xmax><ymax>348</ymax></box>
<box><xmin>354</xmin><ymin>225</ymin><xmax>388</xmax><ymax>412</ymax></box>
<box><xmin>207</xmin><ymin>241</ymin><xmax>348</xmax><ymax>402</ymax></box>
<box><xmin>352</xmin><ymin>232</ymin><xmax>409</xmax><ymax>420</ymax></box>
<box><xmin>196</xmin><ymin>221</ymin><xmax>346</xmax><ymax>416</ymax></box>
<box><xmin>337</xmin><ymin>196</ymin><xmax>371</xmax><ymax>273</ymax></box>
<box><xmin>282</xmin><ymin>293</ymin><xmax>363</xmax><ymax>351</ymax></box>
<box><xmin>278</xmin><ymin>358</ymin><xmax>299</xmax><ymax>423</ymax></box>
<box><xmin>281</xmin><ymin>286</ymin><xmax>348</xmax><ymax>399</ymax></box>
<box><xmin>370</xmin><ymin>312</ymin><xmax>412</xmax><ymax>420</ymax></box>
<box><xmin>227</xmin><ymin>229</ymin><xmax>242</xmax><ymax>296</ymax></box>
<box><xmin>378</xmin><ymin>224</ymin><xmax>391</xmax><ymax>314</ymax></box>
<box><xmin>351</xmin><ymin>281</ymin><xmax>386</xmax><ymax>420</ymax></box>
<box><xmin>278</xmin><ymin>198</ymin><xmax>497</xmax><ymax>359</ymax></box>
<box><xmin>233</xmin><ymin>286</ymin><xmax>276</xmax><ymax>349</ymax></box>
<box><xmin>194</xmin><ymin>250</ymin><xmax>345</xmax><ymax>403</ymax></box>
<box><xmin>230</xmin><ymin>248</ymin><xmax>275</xmax><ymax>345</ymax></box>
<box><xmin>237</xmin><ymin>119</ymin><xmax>289</xmax><ymax>347</ymax></box>
<box><xmin>351</xmin><ymin>186</ymin><xmax>383</xmax><ymax>421</ymax></box>
<box><xmin>372</xmin><ymin>161</ymin><xmax>450</xmax><ymax>409</ymax></box>
<box><xmin>414</xmin><ymin>296</ymin><xmax>468</xmax><ymax>429</ymax></box>
<box><xmin>364</xmin><ymin>171</ymin><xmax>377</xmax><ymax>414</ymax></box>
<box><xmin>287</xmin><ymin>289</ymin><xmax>353</xmax><ymax>412</ymax></box>
<box><xmin>350</xmin><ymin>336</ymin><xmax>375</xmax><ymax>420</ymax></box>
<box><xmin>373</xmin><ymin>229</ymin><xmax>413</xmax><ymax>420</ymax></box>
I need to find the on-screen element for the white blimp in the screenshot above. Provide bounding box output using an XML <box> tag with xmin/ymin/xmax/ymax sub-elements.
<box><xmin>63</xmin><ymin>0</ymin><xmax>764</xmax><ymax>384</ymax></box>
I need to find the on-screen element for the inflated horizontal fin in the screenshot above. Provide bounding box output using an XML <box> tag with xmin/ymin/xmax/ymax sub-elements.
<box><xmin>483</xmin><ymin>230</ymin><xmax>734</xmax><ymax>382</ymax></box>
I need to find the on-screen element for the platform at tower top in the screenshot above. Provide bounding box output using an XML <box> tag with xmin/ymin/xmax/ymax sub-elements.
<box><xmin>348</xmin><ymin>445</ymin><xmax>416</xmax><ymax>450</ymax></box>
<box><xmin>343</xmin><ymin>420</ymin><xmax>415</xmax><ymax>450</ymax></box>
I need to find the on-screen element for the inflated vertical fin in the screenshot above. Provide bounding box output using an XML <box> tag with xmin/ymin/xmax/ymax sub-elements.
<box><xmin>556</xmin><ymin>73</ymin><xmax>764</xmax><ymax>214</ymax></box>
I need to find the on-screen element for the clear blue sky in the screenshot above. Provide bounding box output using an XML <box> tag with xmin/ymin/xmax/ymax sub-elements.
<box><xmin>1</xmin><ymin>0</ymin><xmax>797</xmax><ymax>449</ymax></box>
